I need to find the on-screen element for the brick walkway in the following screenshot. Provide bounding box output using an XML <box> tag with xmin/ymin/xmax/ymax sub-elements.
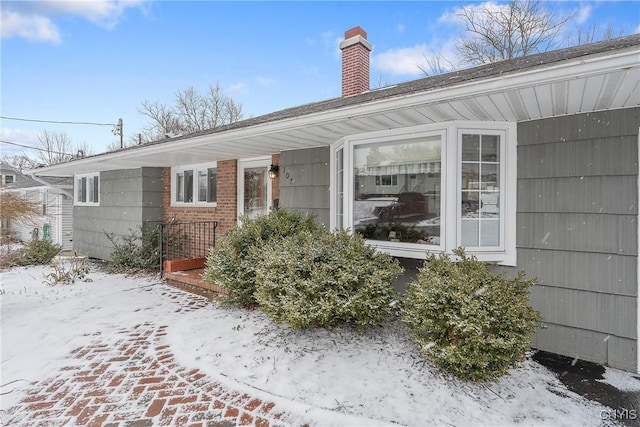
<box><xmin>2</xmin><ymin>287</ymin><xmax>292</xmax><ymax>427</ymax></box>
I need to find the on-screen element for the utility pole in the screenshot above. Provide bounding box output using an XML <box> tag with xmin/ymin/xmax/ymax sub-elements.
<box><xmin>113</xmin><ymin>118</ymin><xmax>123</xmax><ymax>149</ymax></box>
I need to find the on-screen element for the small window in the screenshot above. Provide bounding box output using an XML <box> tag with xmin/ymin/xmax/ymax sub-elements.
<box><xmin>198</xmin><ymin>168</ymin><xmax>217</xmax><ymax>203</ymax></box>
<box><xmin>172</xmin><ymin>163</ymin><xmax>217</xmax><ymax>205</ymax></box>
<box><xmin>75</xmin><ymin>173</ymin><xmax>99</xmax><ymax>206</ymax></box>
<box><xmin>375</xmin><ymin>175</ymin><xmax>398</xmax><ymax>186</ymax></box>
<box><xmin>176</xmin><ymin>170</ymin><xmax>194</xmax><ymax>202</ymax></box>
<box><xmin>3</xmin><ymin>175</ymin><xmax>15</xmax><ymax>185</ymax></box>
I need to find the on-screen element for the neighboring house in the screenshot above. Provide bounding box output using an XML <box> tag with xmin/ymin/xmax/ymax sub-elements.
<box><xmin>29</xmin><ymin>28</ymin><xmax>640</xmax><ymax>373</ymax></box>
<box><xmin>1</xmin><ymin>163</ymin><xmax>74</xmax><ymax>250</ymax></box>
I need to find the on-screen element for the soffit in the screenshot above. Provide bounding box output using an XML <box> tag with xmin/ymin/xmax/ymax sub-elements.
<box><xmin>31</xmin><ymin>50</ymin><xmax>639</xmax><ymax>177</ymax></box>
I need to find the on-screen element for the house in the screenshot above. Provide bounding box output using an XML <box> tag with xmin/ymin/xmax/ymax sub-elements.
<box><xmin>1</xmin><ymin>163</ymin><xmax>74</xmax><ymax>250</ymax></box>
<box><xmin>29</xmin><ymin>27</ymin><xmax>640</xmax><ymax>373</ymax></box>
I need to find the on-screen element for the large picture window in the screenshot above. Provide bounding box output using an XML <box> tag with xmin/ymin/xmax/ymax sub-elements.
<box><xmin>75</xmin><ymin>173</ymin><xmax>99</xmax><ymax>206</ymax></box>
<box><xmin>333</xmin><ymin>122</ymin><xmax>515</xmax><ymax>264</ymax></box>
<box><xmin>172</xmin><ymin>163</ymin><xmax>217</xmax><ymax>206</ymax></box>
<box><xmin>353</xmin><ymin>135</ymin><xmax>442</xmax><ymax>246</ymax></box>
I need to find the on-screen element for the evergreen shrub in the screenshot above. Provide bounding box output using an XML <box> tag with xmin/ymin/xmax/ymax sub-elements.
<box><xmin>253</xmin><ymin>230</ymin><xmax>403</xmax><ymax>329</ymax></box>
<box><xmin>203</xmin><ymin>210</ymin><xmax>322</xmax><ymax>306</ymax></box>
<box><xmin>402</xmin><ymin>248</ymin><xmax>541</xmax><ymax>381</ymax></box>
<box><xmin>20</xmin><ymin>238</ymin><xmax>62</xmax><ymax>265</ymax></box>
<box><xmin>106</xmin><ymin>222</ymin><xmax>162</xmax><ymax>272</ymax></box>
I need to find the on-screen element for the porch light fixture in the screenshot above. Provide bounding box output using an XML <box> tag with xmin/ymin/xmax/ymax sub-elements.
<box><xmin>268</xmin><ymin>164</ymin><xmax>279</xmax><ymax>179</ymax></box>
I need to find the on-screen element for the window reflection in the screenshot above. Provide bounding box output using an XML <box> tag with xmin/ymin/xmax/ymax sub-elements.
<box><xmin>460</xmin><ymin>133</ymin><xmax>500</xmax><ymax>247</ymax></box>
<box><xmin>353</xmin><ymin>136</ymin><xmax>442</xmax><ymax>245</ymax></box>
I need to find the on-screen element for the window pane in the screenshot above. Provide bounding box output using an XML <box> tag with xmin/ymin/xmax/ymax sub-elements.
<box><xmin>461</xmin><ymin>134</ymin><xmax>480</xmax><ymax>161</ymax></box>
<box><xmin>207</xmin><ymin>168</ymin><xmax>217</xmax><ymax>202</ymax></box>
<box><xmin>481</xmin><ymin>220</ymin><xmax>500</xmax><ymax>246</ymax></box>
<box><xmin>176</xmin><ymin>173</ymin><xmax>184</xmax><ymax>202</ymax></box>
<box><xmin>244</xmin><ymin>167</ymin><xmax>267</xmax><ymax>218</ymax></box>
<box><xmin>76</xmin><ymin>178</ymin><xmax>83</xmax><ymax>202</ymax></box>
<box><xmin>481</xmin><ymin>164</ymin><xmax>499</xmax><ymax>190</ymax></box>
<box><xmin>353</xmin><ymin>136</ymin><xmax>442</xmax><ymax>245</ymax></box>
<box><xmin>336</xmin><ymin>148</ymin><xmax>344</xmax><ymax>229</ymax></box>
<box><xmin>461</xmin><ymin>191</ymin><xmax>480</xmax><ymax>217</ymax></box>
<box><xmin>481</xmin><ymin>135</ymin><xmax>500</xmax><ymax>162</ymax></box>
<box><xmin>461</xmin><ymin>164</ymin><xmax>479</xmax><ymax>190</ymax></box>
<box><xmin>184</xmin><ymin>170</ymin><xmax>193</xmax><ymax>203</ymax></box>
<box><xmin>88</xmin><ymin>177</ymin><xmax>93</xmax><ymax>202</ymax></box>
<box><xmin>198</xmin><ymin>170</ymin><xmax>207</xmax><ymax>202</ymax></box>
<box><xmin>461</xmin><ymin>220</ymin><xmax>479</xmax><ymax>246</ymax></box>
<box><xmin>460</xmin><ymin>133</ymin><xmax>502</xmax><ymax>248</ymax></box>
<box><xmin>79</xmin><ymin>177</ymin><xmax>87</xmax><ymax>203</ymax></box>
<box><xmin>5</xmin><ymin>175</ymin><xmax>14</xmax><ymax>184</ymax></box>
<box><xmin>480</xmin><ymin>191</ymin><xmax>499</xmax><ymax>218</ymax></box>
<box><xmin>89</xmin><ymin>176</ymin><xmax>98</xmax><ymax>203</ymax></box>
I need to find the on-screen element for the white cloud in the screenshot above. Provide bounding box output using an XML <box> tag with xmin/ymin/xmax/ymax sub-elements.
<box><xmin>1</xmin><ymin>127</ymin><xmax>41</xmax><ymax>144</ymax></box>
<box><xmin>374</xmin><ymin>44</ymin><xmax>430</xmax><ymax>75</ymax></box>
<box><xmin>226</xmin><ymin>82</ymin><xmax>247</xmax><ymax>95</ymax></box>
<box><xmin>438</xmin><ymin>1</ymin><xmax>506</xmax><ymax>25</ymax></box>
<box><xmin>1</xmin><ymin>1</ymin><xmax>148</xmax><ymax>43</ymax></box>
<box><xmin>50</xmin><ymin>0</ymin><xmax>148</xmax><ymax>29</ymax></box>
<box><xmin>575</xmin><ymin>4</ymin><xmax>592</xmax><ymax>25</ymax></box>
<box><xmin>1</xmin><ymin>10</ymin><xmax>61</xmax><ymax>44</ymax></box>
<box><xmin>396</xmin><ymin>24</ymin><xmax>406</xmax><ymax>33</ymax></box>
<box><xmin>635</xmin><ymin>23</ymin><xmax>640</xmax><ymax>34</ymax></box>
<box><xmin>374</xmin><ymin>36</ymin><xmax>459</xmax><ymax>76</ymax></box>
<box><xmin>0</xmin><ymin>127</ymin><xmax>42</xmax><ymax>156</ymax></box>
<box><xmin>255</xmin><ymin>76</ymin><xmax>276</xmax><ymax>88</ymax></box>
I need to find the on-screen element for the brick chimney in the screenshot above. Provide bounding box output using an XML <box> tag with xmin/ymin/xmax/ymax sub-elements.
<box><xmin>339</xmin><ymin>26</ymin><xmax>372</xmax><ymax>97</ymax></box>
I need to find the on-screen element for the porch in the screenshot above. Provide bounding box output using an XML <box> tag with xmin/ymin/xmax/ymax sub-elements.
<box><xmin>159</xmin><ymin>220</ymin><xmax>226</xmax><ymax>296</ymax></box>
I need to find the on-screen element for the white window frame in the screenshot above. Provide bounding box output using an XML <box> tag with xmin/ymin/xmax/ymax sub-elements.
<box><xmin>74</xmin><ymin>172</ymin><xmax>100</xmax><ymax>206</ymax></box>
<box><xmin>171</xmin><ymin>162</ymin><xmax>218</xmax><ymax>207</ymax></box>
<box><xmin>331</xmin><ymin>121</ymin><xmax>517</xmax><ymax>266</ymax></box>
<box><xmin>2</xmin><ymin>174</ymin><xmax>15</xmax><ymax>185</ymax></box>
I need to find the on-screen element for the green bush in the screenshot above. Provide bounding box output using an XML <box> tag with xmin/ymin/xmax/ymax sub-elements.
<box><xmin>253</xmin><ymin>230</ymin><xmax>403</xmax><ymax>329</ymax></box>
<box><xmin>19</xmin><ymin>238</ymin><xmax>62</xmax><ymax>265</ymax></box>
<box><xmin>402</xmin><ymin>248</ymin><xmax>541</xmax><ymax>381</ymax></box>
<box><xmin>106</xmin><ymin>222</ymin><xmax>161</xmax><ymax>272</ymax></box>
<box><xmin>203</xmin><ymin>210</ymin><xmax>322</xmax><ymax>306</ymax></box>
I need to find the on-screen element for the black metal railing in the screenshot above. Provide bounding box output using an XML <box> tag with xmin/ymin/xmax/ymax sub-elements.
<box><xmin>159</xmin><ymin>220</ymin><xmax>218</xmax><ymax>277</ymax></box>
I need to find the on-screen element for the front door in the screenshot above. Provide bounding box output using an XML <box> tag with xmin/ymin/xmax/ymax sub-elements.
<box><xmin>238</xmin><ymin>158</ymin><xmax>272</xmax><ymax>220</ymax></box>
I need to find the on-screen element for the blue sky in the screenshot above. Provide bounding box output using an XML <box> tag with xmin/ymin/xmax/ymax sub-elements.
<box><xmin>2</xmin><ymin>1</ymin><xmax>639</xmax><ymax>157</ymax></box>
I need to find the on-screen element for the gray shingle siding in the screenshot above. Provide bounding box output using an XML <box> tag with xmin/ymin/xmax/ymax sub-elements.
<box><xmin>73</xmin><ymin>168</ymin><xmax>164</xmax><ymax>261</ymax></box>
<box><xmin>278</xmin><ymin>147</ymin><xmax>331</xmax><ymax>227</ymax></box>
<box><xmin>516</xmin><ymin>107</ymin><xmax>639</xmax><ymax>371</ymax></box>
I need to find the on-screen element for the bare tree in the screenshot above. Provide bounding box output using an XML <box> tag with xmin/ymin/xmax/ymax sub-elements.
<box><xmin>456</xmin><ymin>0</ymin><xmax>572</xmax><ymax>66</ymax></box>
<box><xmin>1</xmin><ymin>154</ymin><xmax>37</xmax><ymax>172</ymax></box>
<box><xmin>2</xmin><ymin>131</ymin><xmax>92</xmax><ymax>168</ymax></box>
<box><xmin>138</xmin><ymin>82</ymin><xmax>244</xmax><ymax>143</ymax></box>
<box><xmin>33</xmin><ymin>130</ymin><xmax>88</xmax><ymax>166</ymax></box>
<box><xmin>417</xmin><ymin>53</ymin><xmax>457</xmax><ymax>76</ymax></box>
<box><xmin>105</xmin><ymin>135</ymin><xmax>140</xmax><ymax>152</ymax></box>
<box><xmin>570</xmin><ymin>20</ymin><xmax>624</xmax><ymax>46</ymax></box>
<box><xmin>0</xmin><ymin>192</ymin><xmax>40</xmax><ymax>224</ymax></box>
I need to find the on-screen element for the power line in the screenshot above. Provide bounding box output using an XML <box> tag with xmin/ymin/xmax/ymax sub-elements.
<box><xmin>0</xmin><ymin>139</ymin><xmax>74</xmax><ymax>156</ymax></box>
<box><xmin>0</xmin><ymin>115</ymin><xmax>115</xmax><ymax>126</ymax></box>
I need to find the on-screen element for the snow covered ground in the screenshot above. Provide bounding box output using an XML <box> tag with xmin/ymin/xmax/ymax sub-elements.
<box><xmin>1</xmin><ymin>263</ymin><xmax>637</xmax><ymax>426</ymax></box>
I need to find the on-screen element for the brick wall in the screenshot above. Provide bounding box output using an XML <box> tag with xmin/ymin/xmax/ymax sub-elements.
<box><xmin>161</xmin><ymin>155</ymin><xmax>281</xmax><ymax>242</ymax></box>
<box><xmin>162</xmin><ymin>160</ymin><xmax>238</xmax><ymax>236</ymax></box>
